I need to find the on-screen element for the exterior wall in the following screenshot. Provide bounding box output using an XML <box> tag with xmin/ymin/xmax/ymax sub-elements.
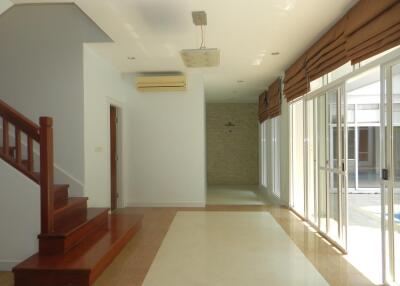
<box><xmin>207</xmin><ymin>103</ymin><xmax>259</xmax><ymax>185</ymax></box>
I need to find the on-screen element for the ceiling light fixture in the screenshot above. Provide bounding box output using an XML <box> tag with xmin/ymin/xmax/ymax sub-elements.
<box><xmin>180</xmin><ymin>11</ymin><xmax>220</xmax><ymax>68</ymax></box>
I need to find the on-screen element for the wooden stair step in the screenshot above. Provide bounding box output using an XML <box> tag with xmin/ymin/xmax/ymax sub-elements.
<box><xmin>13</xmin><ymin>213</ymin><xmax>143</xmax><ymax>286</ymax></box>
<box><xmin>54</xmin><ymin>197</ymin><xmax>88</xmax><ymax>230</ymax></box>
<box><xmin>53</xmin><ymin>184</ymin><xmax>69</xmax><ymax>208</ymax></box>
<box><xmin>38</xmin><ymin>208</ymin><xmax>109</xmax><ymax>255</ymax></box>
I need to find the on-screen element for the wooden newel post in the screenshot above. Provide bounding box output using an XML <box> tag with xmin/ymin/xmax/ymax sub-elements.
<box><xmin>39</xmin><ymin>117</ymin><xmax>54</xmax><ymax>234</ymax></box>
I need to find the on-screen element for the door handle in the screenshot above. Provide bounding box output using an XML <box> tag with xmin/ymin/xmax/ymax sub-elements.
<box><xmin>382</xmin><ymin>168</ymin><xmax>389</xmax><ymax>180</ymax></box>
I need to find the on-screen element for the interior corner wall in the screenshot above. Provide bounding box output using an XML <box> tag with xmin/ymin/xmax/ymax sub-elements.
<box><xmin>0</xmin><ymin>4</ymin><xmax>110</xmax><ymax>195</ymax></box>
<box><xmin>83</xmin><ymin>45</ymin><xmax>131</xmax><ymax>207</ymax></box>
<box><xmin>207</xmin><ymin>103</ymin><xmax>259</xmax><ymax>185</ymax></box>
<box><xmin>83</xmin><ymin>54</ymin><xmax>207</xmax><ymax>208</ymax></box>
<box><xmin>125</xmin><ymin>72</ymin><xmax>206</xmax><ymax>207</ymax></box>
<box><xmin>0</xmin><ymin>0</ymin><xmax>11</xmax><ymax>15</ymax></box>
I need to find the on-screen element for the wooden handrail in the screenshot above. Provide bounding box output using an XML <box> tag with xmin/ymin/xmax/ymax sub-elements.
<box><xmin>0</xmin><ymin>99</ymin><xmax>55</xmax><ymax>235</ymax></box>
<box><xmin>0</xmin><ymin>99</ymin><xmax>40</xmax><ymax>141</ymax></box>
<box><xmin>39</xmin><ymin>117</ymin><xmax>54</xmax><ymax>234</ymax></box>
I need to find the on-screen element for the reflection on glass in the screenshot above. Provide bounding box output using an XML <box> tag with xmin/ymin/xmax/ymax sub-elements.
<box><xmin>328</xmin><ymin>173</ymin><xmax>340</xmax><ymax>240</ymax></box>
<box><xmin>348</xmin><ymin>128</ymin><xmax>356</xmax><ymax>188</ymax></box>
<box><xmin>392</xmin><ymin>64</ymin><xmax>400</xmax><ymax>284</ymax></box>
<box><xmin>358</xmin><ymin>127</ymin><xmax>380</xmax><ymax>188</ymax></box>
<box><xmin>318</xmin><ymin>95</ymin><xmax>327</xmax><ymax>232</ymax></box>
<box><xmin>327</xmin><ymin>90</ymin><xmax>338</xmax><ymax>170</ymax></box>
<box><xmin>346</xmin><ymin>66</ymin><xmax>383</xmax><ymax>284</ymax></box>
<box><xmin>307</xmin><ymin>100</ymin><xmax>316</xmax><ymax>223</ymax></box>
<box><xmin>327</xmin><ymin>90</ymin><xmax>340</xmax><ymax>240</ymax></box>
<box><xmin>291</xmin><ymin>101</ymin><xmax>305</xmax><ymax>216</ymax></box>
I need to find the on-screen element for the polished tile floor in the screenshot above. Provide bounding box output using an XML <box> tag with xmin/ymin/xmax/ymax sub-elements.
<box><xmin>207</xmin><ymin>185</ymin><xmax>264</xmax><ymax>205</ymax></box>
<box><xmin>0</xmin><ymin>206</ymin><xmax>375</xmax><ymax>286</ymax></box>
<box><xmin>143</xmin><ymin>211</ymin><xmax>328</xmax><ymax>286</ymax></box>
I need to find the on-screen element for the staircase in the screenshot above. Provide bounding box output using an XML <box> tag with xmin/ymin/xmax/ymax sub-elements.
<box><xmin>0</xmin><ymin>99</ymin><xmax>142</xmax><ymax>286</ymax></box>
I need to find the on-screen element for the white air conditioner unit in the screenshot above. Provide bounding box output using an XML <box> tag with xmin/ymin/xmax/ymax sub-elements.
<box><xmin>136</xmin><ymin>74</ymin><xmax>186</xmax><ymax>92</ymax></box>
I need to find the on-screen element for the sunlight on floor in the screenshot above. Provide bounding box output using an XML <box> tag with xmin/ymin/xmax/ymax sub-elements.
<box><xmin>347</xmin><ymin>194</ymin><xmax>382</xmax><ymax>285</ymax></box>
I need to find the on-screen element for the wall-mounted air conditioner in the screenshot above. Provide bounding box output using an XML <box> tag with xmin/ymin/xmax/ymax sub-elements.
<box><xmin>136</xmin><ymin>74</ymin><xmax>186</xmax><ymax>92</ymax></box>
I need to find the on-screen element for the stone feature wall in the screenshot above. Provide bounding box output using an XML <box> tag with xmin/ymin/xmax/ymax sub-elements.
<box><xmin>206</xmin><ymin>103</ymin><xmax>259</xmax><ymax>185</ymax></box>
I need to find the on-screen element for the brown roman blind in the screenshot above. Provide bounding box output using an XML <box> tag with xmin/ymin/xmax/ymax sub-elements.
<box><xmin>306</xmin><ymin>18</ymin><xmax>348</xmax><ymax>81</ymax></box>
<box><xmin>266</xmin><ymin>78</ymin><xmax>281</xmax><ymax>118</ymax></box>
<box><xmin>284</xmin><ymin>55</ymin><xmax>308</xmax><ymax>102</ymax></box>
<box><xmin>283</xmin><ymin>0</ymin><xmax>400</xmax><ymax>102</ymax></box>
<box><xmin>345</xmin><ymin>0</ymin><xmax>400</xmax><ymax>64</ymax></box>
<box><xmin>258</xmin><ymin>91</ymin><xmax>268</xmax><ymax>123</ymax></box>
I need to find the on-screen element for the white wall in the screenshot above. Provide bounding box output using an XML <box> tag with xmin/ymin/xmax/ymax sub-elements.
<box><xmin>0</xmin><ymin>4</ymin><xmax>111</xmax><ymax>270</ymax></box>
<box><xmin>125</xmin><ymin>73</ymin><xmax>206</xmax><ymax>207</ymax></box>
<box><xmin>84</xmin><ymin>47</ymin><xmax>206</xmax><ymax>207</ymax></box>
<box><xmin>83</xmin><ymin>45</ymin><xmax>130</xmax><ymax>207</ymax></box>
<box><xmin>0</xmin><ymin>0</ymin><xmax>11</xmax><ymax>15</ymax></box>
<box><xmin>0</xmin><ymin>4</ymin><xmax>111</xmax><ymax>194</ymax></box>
<box><xmin>0</xmin><ymin>160</ymin><xmax>40</xmax><ymax>270</ymax></box>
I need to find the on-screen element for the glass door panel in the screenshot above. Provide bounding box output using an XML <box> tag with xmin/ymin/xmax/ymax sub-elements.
<box><xmin>382</xmin><ymin>61</ymin><xmax>400</xmax><ymax>285</ymax></box>
<box><xmin>314</xmin><ymin>86</ymin><xmax>347</xmax><ymax>246</ymax></box>
<box><xmin>392</xmin><ymin>63</ymin><xmax>400</xmax><ymax>284</ymax></box>
<box><xmin>291</xmin><ymin>100</ymin><xmax>305</xmax><ymax>216</ymax></box>
<box><xmin>327</xmin><ymin>89</ymin><xmax>340</xmax><ymax>241</ymax></box>
<box><xmin>306</xmin><ymin>99</ymin><xmax>317</xmax><ymax>224</ymax></box>
<box><xmin>317</xmin><ymin>95</ymin><xmax>328</xmax><ymax>232</ymax></box>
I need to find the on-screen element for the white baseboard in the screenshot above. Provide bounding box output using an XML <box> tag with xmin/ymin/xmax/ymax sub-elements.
<box><xmin>125</xmin><ymin>201</ymin><xmax>206</xmax><ymax>208</ymax></box>
<box><xmin>0</xmin><ymin>260</ymin><xmax>20</xmax><ymax>271</ymax></box>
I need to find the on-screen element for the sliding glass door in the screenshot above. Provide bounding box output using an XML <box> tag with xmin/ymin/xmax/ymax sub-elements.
<box><xmin>290</xmin><ymin>100</ymin><xmax>305</xmax><ymax>216</ymax></box>
<box><xmin>316</xmin><ymin>86</ymin><xmax>347</xmax><ymax>246</ymax></box>
<box><xmin>289</xmin><ymin>51</ymin><xmax>400</xmax><ymax>285</ymax></box>
<box><xmin>382</xmin><ymin>60</ymin><xmax>400</xmax><ymax>285</ymax></box>
<box><xmin>305</xmin><ymin>99</ymin><xmax>317</xmax><ymax>225</ymax></box>
<box><xmin>291</xmin><ymin>85</ymin><xmax>348</xmax><ymax>248</ymax></box>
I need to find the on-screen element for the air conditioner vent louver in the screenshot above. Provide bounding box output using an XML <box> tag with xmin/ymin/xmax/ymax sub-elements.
<box><xmin>136</xmin><ymin>75</ymin><xmax>186</xmax><ymax>92</ymax></box>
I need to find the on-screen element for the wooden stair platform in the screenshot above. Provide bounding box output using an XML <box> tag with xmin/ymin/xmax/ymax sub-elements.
<box><xmin>13</xmin><ymin>213</ymin><xmax>142</xmax><ymax>286</ymax></box>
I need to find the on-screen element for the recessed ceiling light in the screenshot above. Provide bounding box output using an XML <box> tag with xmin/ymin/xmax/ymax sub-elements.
<box><xmin>271</xmin><ymin>52</ymin><xmax>280</xmax><ymax>56</ymax></box>
<box><xmin>127</xmin><ymin>56</ymin><xmax>136</xmax><ymax>60</ymax></box>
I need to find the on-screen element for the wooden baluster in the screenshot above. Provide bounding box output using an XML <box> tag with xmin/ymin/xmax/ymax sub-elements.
<box><xmin>39</xmin><ymin>117</ymin><xmax>54</xmax><ymax>234</ymax></box>
<box><xmin>15</xmin><ymin>127</ymin><xmax>21</xmax><ymax>164</ymax></box>
<box><xmin>3</xmin><ymin>118</ymin><xmax>9</xmax><ymax>156</ymax></box>
<box><xmin>27</xmin><ymin>137</ymin><xmax>34</xmax><ymax>172</ymax></box>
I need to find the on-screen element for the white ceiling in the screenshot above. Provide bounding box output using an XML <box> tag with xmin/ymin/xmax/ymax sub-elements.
<box><xmin>11</xmin><ymin>0</ymin><xmax>357</xmax><ymax>103</ymax></box>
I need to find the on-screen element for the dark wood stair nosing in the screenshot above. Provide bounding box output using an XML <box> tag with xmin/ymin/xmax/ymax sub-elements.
<box><xmin>39</xmin><ymin>208</ymin><xmax>109</xmax><ymax>239</ymax></box>
<box><xmin>13</xmin><ymin>214</ymin><xmax>143</xmax><ymax>286</ymax></box>
<box><xmin>54</xmin><ymin>197</ymin><xmax>88</xmax><ymax>216</ymax></box>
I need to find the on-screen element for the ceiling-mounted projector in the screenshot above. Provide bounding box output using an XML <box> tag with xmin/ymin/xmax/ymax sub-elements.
<box><xmin>180</xmin><ymin>11</ymin><xmax>220</xmax><ymax>68</ymax></box>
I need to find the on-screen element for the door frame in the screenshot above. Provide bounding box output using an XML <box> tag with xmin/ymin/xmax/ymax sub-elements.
<box><xmin>381</xmin><ymin>58</ymin><xmax>400</xmax><ymax>286</ymax></box>
<box><xmin>107</xmin><ymin>99</ymin><xmax>124</xmax><ymax>210</ymax></box>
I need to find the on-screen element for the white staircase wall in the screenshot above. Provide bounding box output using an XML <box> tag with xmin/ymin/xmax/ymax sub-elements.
<box><xmin>0</xmin><ymin>160</ymin><xmax>40</xmax><ymax>271</ymax></box>
<box><xmin>0</xmin><ymin>3</ymin><xmax>111</xmax><ymax>194</ymax></box>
